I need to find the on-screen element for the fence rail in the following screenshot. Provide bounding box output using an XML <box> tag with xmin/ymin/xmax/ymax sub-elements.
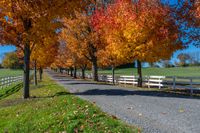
<box><xmin>0</xmin><ymin>76</ymin><xmax>23</xmax><ymax>89</ymax></box>
<box><xmin>83</xmin><ymin>73</ymin><xmax>200</xmax><ymax>91</ymax></box>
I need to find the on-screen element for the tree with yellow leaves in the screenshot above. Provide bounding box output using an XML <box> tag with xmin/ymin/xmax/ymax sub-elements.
<box><xmin>92</xmin><ymin>0</ymin><xmax>182</xmax><ymax>86</ymax></box>
<box><xmin>98</xmin><ymin>42</ymin><xmax>134</xmax><ymax>84</ymax></box>
<box><xmin>60</xmin><ymin>12</ymin><xmax>105</xmax><ymax>81</ymax></box>
<box><xmin>31</xmin><ymin>35</ymin><xmax>59</xmax><ymax>85</ymax></box>
<box><xmin>0</xmin><ymin>0</ymin><xmax>89</xmax><ymax>98</ymax></box>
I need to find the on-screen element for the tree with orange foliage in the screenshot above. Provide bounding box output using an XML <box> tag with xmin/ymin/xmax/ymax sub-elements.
<box><xmin>0</xmin><ymin>0</ymin><xmax>89</xmax><ymax>98</ymax></box>
<box><xmin>60</xmin><ymin>12</ymin><xmax>105</xmax><ymax>81</ymax></box>
<box><xmin>51</xmin><ymin>42</ymin><xmax>76</xmax><ymax>76</ymax></box>
<box><xmin>51</xmin><ymin>45</ymin><xmax>70</xmax><ymax>69</ymax></box>
<box><xmin>31</xmin><ymin>36</ymin><xmax>59</xmax><ymax>85</ymax></box>
<box><xmin>92</xmin><ymin>0</ymin><xmax>182</xmax><ymax>86</ymax></box>
<box><xmin>98</xmin><ymin>42</ymin><xmax>133</xmax><ymax>84</ymax></box>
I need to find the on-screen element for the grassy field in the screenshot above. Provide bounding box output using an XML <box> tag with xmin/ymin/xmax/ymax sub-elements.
<box><xmin>86</xmin><ymin>66</ymin><xmax>200</xmax><ymax>77</ymax></box>
<box><xmin>0</xmin><ymin>69</ymin><xmax>23</xmax><ymax>77</ymax></box>
<box><xmin>0</xmin><ymin>75</ymin><xmax>138</xmax><ymax>133</ymax></box>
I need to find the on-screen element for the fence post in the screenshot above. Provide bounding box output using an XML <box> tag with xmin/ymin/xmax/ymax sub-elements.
<box><xmin>190</xmin><ymin>78</ymin><xmax>193</xmax><ymax>95</ymax></box>
<box><xmin>2</xmin><ymin>78</ymin><xmax>5</xmax><ymax>88</ymax></box>
<box><xmin>0</xmin><ymin>78</ymin><xmax>2</xmax><ymax>89</ymax></box>
<box><xmin>173</xmin><ymin>76</ymin><xmax>176</xmax><ymax>90</ymax></box>
<box><xmin>124</xmin><ymin>77</ymin><xmax>126</xmax><ymax>86</ymax></box>
<box><xmin>190</xmin><ymin>78</ymin><xmax>193</xmax><ymax>86</ymax></box>
<box><xmin>8</xmin><ymin>77</ymin><xmax>10</xmax><ymax>86</ymax></box>
<box><xmin>6</xmin><ymin>77</ymin><xmax>8</xmax><ymax>87</ymax></box>
<box><xmin>148</xmin><ymin>76</ymin><xmax>150</xmax><ymax>88</ymax></box>
<box><xmin>159</xmin><ymin>77</ymin><xmax>161</xmax><ymax>90</ymax></box>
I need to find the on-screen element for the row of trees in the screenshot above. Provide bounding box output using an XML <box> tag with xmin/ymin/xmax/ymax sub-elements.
<box><xmin>0</xmin><ymin>0</ymin><xmax>91</xmax><ymax>98</ymax></box>
<box><xmin>151</xmin><ymin>52</ymin><xmax>200</xmax><ymax>68</ymax></box>
<box><xmin>2</xmin><ymin>50</ymin><xmax>199</xmax><ymax>70</ymax></box>
<box><xmin>176</xmin><ymin>52</ymin><xmax>200</xmax><ymax>66</ymax></box>
<box><xmin>52</xmin><ymin>0</ymin><xmax>199</xmax><ymax>86</ymax></box>
<box><xmin>0</xmin><ymin>0</ymin><xmax>199</xmax><ymax>98</ymax></box>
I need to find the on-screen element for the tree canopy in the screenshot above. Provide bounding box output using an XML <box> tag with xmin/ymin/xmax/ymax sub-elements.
<box><xmin>0</xmin><ymin>0</ymin><xmax>199</xmax><ymax>96</ymax></box>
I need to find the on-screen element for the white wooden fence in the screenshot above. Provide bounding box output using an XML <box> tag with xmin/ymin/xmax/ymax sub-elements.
<box><xmin>82</xmin><ymin>73</ymin><xmax>200</xmax><ymax>93</ymax></box>
<box><xmin>145</xmin><ymin>76</ymin><xmax>165</xmax><ymax>89</ymax></box>
<box><xmin>0</xmin><ymin>76</ymin><xmax>23</xmax><ymax>89</ymax></box>
<box><xmin>118</xmin><ymin>76</ymin><xmax>138</xmax><ymax>85</ymax></box>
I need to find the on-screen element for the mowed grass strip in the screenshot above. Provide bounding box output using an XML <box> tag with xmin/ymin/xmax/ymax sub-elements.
<box><xmin>86</xmin><ymin>67</ymin><xmax>200</xmax><ymax>77</ymax></box>
<box><xmin>0</xmin><ymin>75</ymin><xmax>139</xmax><ymax>133</ymax></box>
<box><xmin>0</xmin><ymin>69</ymin><xmax>23</xmax><ymax>77</ymax></box>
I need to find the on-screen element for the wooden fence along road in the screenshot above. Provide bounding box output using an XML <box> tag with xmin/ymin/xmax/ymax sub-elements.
<box><xmin>165</xmin><ymin>76</ymin><xmax>200</xmax><ymax>94</ymax></box>
<box><xmin>75</xmin><ymin>71</ymin><xmax>200</xmax><ymax>94</ymax></box>
<box><xmin>0</xmin><ymin>76</ymin><xmax>23</xmax><ymax>89</ymax></box>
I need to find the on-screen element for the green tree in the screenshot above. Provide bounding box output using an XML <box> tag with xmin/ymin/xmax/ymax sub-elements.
<box><xmin>177</xmin><ymin>53</ymin><xmax>191</xmax><ymax>67</ymax></box>
<box><xmin>2</xmin><ymin>52</ymin><xmax>22</xmax><ymax>69</ymax></box>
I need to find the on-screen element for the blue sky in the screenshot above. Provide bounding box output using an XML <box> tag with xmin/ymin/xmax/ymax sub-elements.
<box><xmin>0</xmin><ymin>45</ymin><xmax>199</xmax><ymax>64</ymax></box>
<box><xmin>0</xmin><ymin>45</ymin><xmax>16</xmax><ymax>63</ymax></box>
<box><xmin>172</xmin><ymin>45</ymin><xmax>200</xmax><ymax>63</ymax></box>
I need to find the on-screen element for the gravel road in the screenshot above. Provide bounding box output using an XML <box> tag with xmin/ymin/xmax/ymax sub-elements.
<box><xmin>48</xmin><ymin>71</ymin><xmax>200</xmax><ymax>133</ymax></box>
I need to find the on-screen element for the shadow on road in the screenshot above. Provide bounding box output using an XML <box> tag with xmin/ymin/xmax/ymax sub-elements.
<box><xmin>48</xmin><ymin>72</ymin><xmax>200</xmax><ymax>100</ymax></box>
<box><xmin>64</xmin><ymin>82</ymin><xmax>109</xmax><ymax>86</ymax></box>
<box><xmin>73</xmin><ymin>89</ymin><xmax>200</xmax><ymax>99</ymax></box>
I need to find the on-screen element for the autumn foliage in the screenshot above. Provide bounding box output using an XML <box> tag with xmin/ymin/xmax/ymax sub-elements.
<box><xmin>91</xmin><ymin>0</ymin><xmax>182</xmax><ymax>85</ymax></box>
<box><xmin>0</xmin><ymin>0</ymin><xmax>92</xmax><ymax>98</ymax></box>
<box><xmin>58</xmin><ymin>12</ymin><xmax>105</xmax><ymax>81</ymax></box>
<box><xmin>0</xmin><ymin>0</ymin><xmax>199</xmax><ymax>95</ymax></box>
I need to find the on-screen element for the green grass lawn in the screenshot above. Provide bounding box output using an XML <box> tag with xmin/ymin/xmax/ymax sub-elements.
<box><xmin>0</xmin><ymin>82</ymin><xmax>22</xmax><ymax>100</ymax></box>
<box><xmin>0</xmin><ymin>69</ymin><xmax>23</xmax><ymax>77</ymax></box>
<box><xmin>86</xmin><ymin>66</ymin><xmax>200</xmax><ymax>77</ymax></box>
<box><xmin>0</xmin><ymin>75</ymin><xmax>138</xmax><ymax>133</ymax></box>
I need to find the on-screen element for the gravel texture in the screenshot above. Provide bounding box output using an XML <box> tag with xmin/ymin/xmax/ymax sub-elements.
<box><xmin>48</xmin><ymin>71</ymin><xmax>200</xmax><ymax>133</ymax></box>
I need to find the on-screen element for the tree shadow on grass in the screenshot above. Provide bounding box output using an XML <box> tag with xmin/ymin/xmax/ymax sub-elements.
<box><xmin>73</xmin><ymin>89</ymin><xmax>200</xmax><ymax>99</ymax></box>
<box><xmin>0</xmin><ymin>91</ymin><xmax>71</xmax><ymax>108</ymax></box>
<box><xmin>33</xmin><ymin>91</ymin><xmax>71</xmax><ymax>99</ymax></box>
<box><xmin>0</xmin><ymin>83</ymin><xmax>23</xmax><ymax>100</ymax></box>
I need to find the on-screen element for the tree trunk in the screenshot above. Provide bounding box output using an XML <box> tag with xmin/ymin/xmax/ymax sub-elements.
<box><xmin>67</xmin><ymin>69</ymin><xmax>70</xmax><ymax>75</ymax></box>
<box><xmin>137</xmin><ymin>60</ymin><xmax>142</xmax><ymax>87</ymax></box>
<box><xmin>73</xmin><ymin>67</ymin><xmax>77</xmax><ymax>78</ymax></box>
<box><xmin>34</xmin><ymin>60</ymin><xmax>37</xmax><ymax>86</ymax></box>
<box><xmin>23</xmin><ymin>43</ymin><xmax>30</xmax><ymax>99</ymax></box>
<box><xmin>39</xmin><ymin>67</ymin><xmax>43</xmax><ymax>81</ymax></box>
<box><xmin>81</xmin><ymin>68</ymin><xmax>85</xmax><ymax>79</ymax></box>
<box><xmin>59</xmin><ymin>68</ymin><xmax>62</xmax><ymax>73</ymax></box>
<box><xmin>112</xmin><ymin>66</ymin><xmax>115</xmax><ymax>85</ymax></box>
<box><xmin>92</xmin><ymin>60</ymin><xmax>98</xmax><ymax>81</ymax></box>
<box><xmin>70</xmin><ymin>68</ymin><xmax>73</xmax><ymax>77</ymax></box>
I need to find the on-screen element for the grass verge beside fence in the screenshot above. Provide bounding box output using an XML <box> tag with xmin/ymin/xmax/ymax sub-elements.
<box><xmin>86</xmin><ymin>67</ymin><xmax>200</xmax><ymax>77</ymax></box>
<box><xmin>0</xmin><ymin>69</ymin><xmax>23</xmax><ymax>77</ymax></box>
<box><xmin>0</xmin><ymin>75</ymin><xmax>139</xmax><ymax>133</ymax></box>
